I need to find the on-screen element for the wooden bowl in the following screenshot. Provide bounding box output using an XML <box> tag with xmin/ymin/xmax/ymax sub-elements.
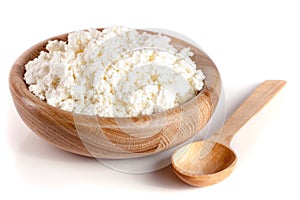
<box><xmin>9</xmin><ymin>29</ymin><xmax>221</xmax><ymax>159</ymax></box>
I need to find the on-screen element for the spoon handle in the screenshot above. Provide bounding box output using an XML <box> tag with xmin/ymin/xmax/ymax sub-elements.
<box><xmin>210</xmin><ymin>80</ymin><xmax>286</xmax><ymax>146</ymax></box>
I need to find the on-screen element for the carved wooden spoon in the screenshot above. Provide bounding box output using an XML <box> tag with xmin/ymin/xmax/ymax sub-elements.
<box><xmin>171</xmin><ymin>80</ymin><xmax>286</xmax><ymax>187</ymax></box>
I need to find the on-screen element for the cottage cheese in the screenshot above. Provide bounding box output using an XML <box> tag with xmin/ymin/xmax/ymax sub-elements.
<box><xmin>24</xmin><ymin>27</ymin><xmax>205</xmax><ymax>117</ymax></box>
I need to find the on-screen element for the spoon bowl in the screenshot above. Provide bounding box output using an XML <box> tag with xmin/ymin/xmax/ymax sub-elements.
<box><xmin>172</xmin><ymin>141</ymin><xmax>237</xmax><ymax>186</ymax></box>
<box><xmin>172</xmin><ymin>80</ymin><xmax>286</xmax><ymax>187</ymax></box>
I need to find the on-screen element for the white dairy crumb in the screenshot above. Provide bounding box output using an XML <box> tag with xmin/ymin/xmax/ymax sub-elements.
<box><xmin>24</xmin><ymin>26</ymin><xmax>205</xmax><ymax>117</ymax></box>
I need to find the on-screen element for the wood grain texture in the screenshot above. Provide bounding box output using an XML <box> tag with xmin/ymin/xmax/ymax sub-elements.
<box><xmin>172</xmin><ymin>80</ymin><xmax>286</xmax><ymax>186</ymax></box>
<box><xmin>9</xmin><ymin>28</ymin><xmax>221</xmax><ymax>159</ymax></box>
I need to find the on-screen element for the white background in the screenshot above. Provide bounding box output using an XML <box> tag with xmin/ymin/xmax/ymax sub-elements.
<box><xmin>1</xmin><ymin>0</ymin><xmax>299</xmax><ymax>199</ymax></box>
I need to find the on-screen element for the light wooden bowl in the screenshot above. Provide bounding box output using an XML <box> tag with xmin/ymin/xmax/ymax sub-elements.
<box><xmin>9</xmin><ymin>29</ymin><xmax>221</xmax><ymax>159</ymax></box>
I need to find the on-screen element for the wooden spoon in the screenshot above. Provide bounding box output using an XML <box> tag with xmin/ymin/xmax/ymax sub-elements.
<box><xmin>171</xmin><ymin>80</ymin><xmax>286</xmax><ymax>187</ymax></box>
